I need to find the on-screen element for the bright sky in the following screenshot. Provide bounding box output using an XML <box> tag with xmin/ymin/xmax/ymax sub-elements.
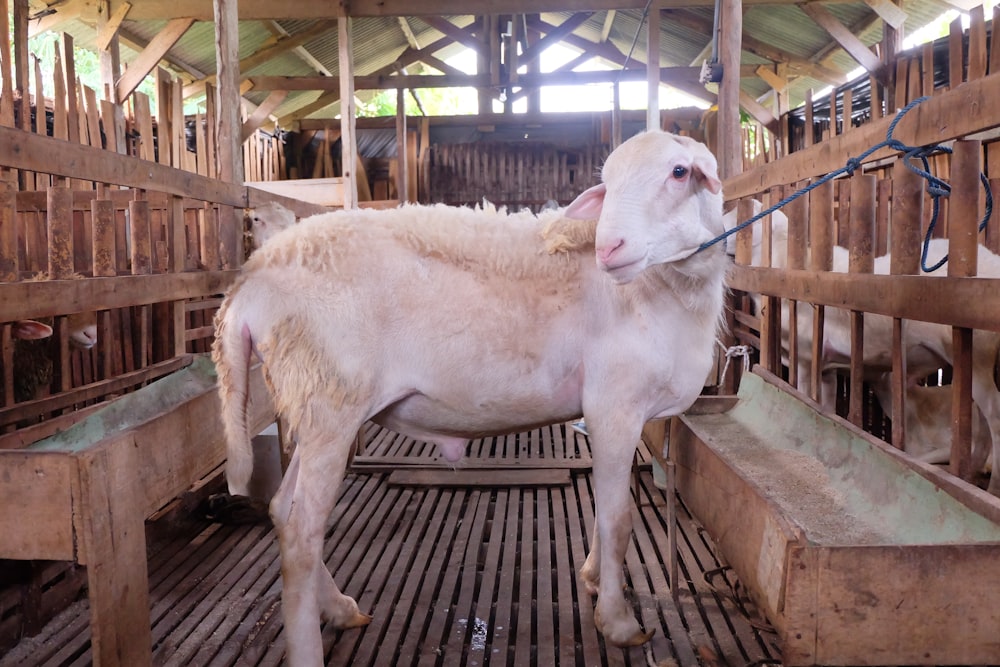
<box><xmin>445</xmin><ymin>43</ymin><xmax>709</xmax><ymax>114</ymax></box>
<box><xmin>444</xmin><ymin>6</ymin><xmax>994</xmax><ymax>116</ymax></box>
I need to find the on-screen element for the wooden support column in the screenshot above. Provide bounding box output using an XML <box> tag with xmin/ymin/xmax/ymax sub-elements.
<box><xmin>396</xmin><ymin>87</ymin><xmax>408</xmax><ymax>202</ymax></box>
<box><xmin>646</xmin><ymin>2</ymin><xmax>661</xmax><ymax>131</ymax></box>
<box><xmin>717</xmin><ymin>0</ymin><xmax>743</xmax><ymax>180</ymax></box>
<box><xmin>214</xmin><ymin>0</ymin><xmax>242</xmax><ymax>185</ymax></box>
<box><xmin>339</xmin><ymin>17</ymin><xmax>358</xmax><ymax>210</ymax></box>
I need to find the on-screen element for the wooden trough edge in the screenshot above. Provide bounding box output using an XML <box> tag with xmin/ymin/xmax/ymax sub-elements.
<box><xmin>0</xmin><ymin>356</ymin><xmax>275</xmax><ymax>667</ymax></box>
<box><xmin>671</xmin><ymin>366</ymin><xmax>1000</xmax><ymax>666</ymax></box>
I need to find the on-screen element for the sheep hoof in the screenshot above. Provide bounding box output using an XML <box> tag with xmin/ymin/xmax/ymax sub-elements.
<box><xmin>595</xmin><ymin>609</ymin><xmax>655</xmax><ymax>647</ymax></box>
<box><xmin>338</xmin><ymin>611</ymin><xmax>373</xmax><ymax>630</ymax></box>
<box><xmin>614</xmin><ymin>628</ymin><xmax>655</xmax><ymax>647</ymax></box>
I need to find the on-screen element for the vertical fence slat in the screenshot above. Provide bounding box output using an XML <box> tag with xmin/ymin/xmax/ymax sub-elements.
<box><xmin>47</xmin><ymin>186</ymin><xmax>73</xmax><ymax>278</ymax></box>
<box><xmin>808</xmin><ymin>179</ymin><xmax>834</xmax><ymax>402</ymax></box>
<box><xmin>847</xmin><ymin>173</ymin><xmax>876</xmax><ymax>427</ymax></box>
<box><xmin>0</xmin><ymin>185</ymin><xmax>15</xmax><ymax>281</ymax></box>
<box><xmin>948</xmin><ymin>140</ymin><xmax>982</xmax><ymax>483</ymax></box>
<box><xmin>888</xmin><ymin>161</ymin><xmax>925</xmax><ymax>451</ymax></box>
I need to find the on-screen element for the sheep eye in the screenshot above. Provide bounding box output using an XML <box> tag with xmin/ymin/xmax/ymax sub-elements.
<box><xmin>671</xmin><ymin>165</ymin><xmax>689</xmax><ymax>180</ymax></box>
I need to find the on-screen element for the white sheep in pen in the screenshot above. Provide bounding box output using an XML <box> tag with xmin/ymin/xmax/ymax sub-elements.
<box><xmin>212</xmin><ymin>130</ymin><xmax>727</xmax><ymax>665</ymax></box>
<box><xmin>246</xmin><ymin>201</ymin><xmax>297</xmax><ymax>251</ymax></box>
<box><xmin>724</xmin><ymin>203</ymin><xmax>1000</xmax><ymax>493</ymax></box>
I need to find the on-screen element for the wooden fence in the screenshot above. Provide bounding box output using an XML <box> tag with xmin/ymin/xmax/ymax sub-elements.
<box><xmin>722</xmin><ymin>4</ymin><xmax>1000</xmax><ymax>488</ymax></box>
<box><xmin>427</xmin><ymin>142</ymin><xmax>608</xmax><ymax>210</ymax></box>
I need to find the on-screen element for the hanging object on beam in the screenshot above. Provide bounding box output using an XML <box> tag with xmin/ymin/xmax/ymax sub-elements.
<box><xmin>699</xmin><ymin>0</ymin><xmax>725</xmax><ymax>85</ymax></box>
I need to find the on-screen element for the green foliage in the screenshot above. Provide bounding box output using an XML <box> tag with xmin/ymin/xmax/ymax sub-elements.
<box><xmin>24</xmin><ymin>33</ymin><xmax>157</xmax><ymax>103</ymax></box>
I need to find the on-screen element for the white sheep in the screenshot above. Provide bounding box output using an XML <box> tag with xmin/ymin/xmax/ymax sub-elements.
<box><xmin>871</xmin><ymin>373</ymin><xmax>991</xmax><ymax>471</ymax></box>
<box><xmin>246</xmin><ymin>201</ymin><xmax>297</xmax><ymax>251</ymax></box>
<box><xmin>11</xmin><ymin>313</ymin><xmax>97</xmax><ymax>403</ymax></box>
<box><xmin>724</xmin><ymin>202</ymin><xmax>1000</xmax><ymax>494</ymax></box>
<box><xmin>212</xmin><ymin>130</ymin><xmax>727</xmax><ymax>665</ymax></box>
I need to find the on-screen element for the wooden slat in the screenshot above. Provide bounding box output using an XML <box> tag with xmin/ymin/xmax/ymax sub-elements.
<box><xmin>388</xmin><ymin>467</ymin><xmax>571</xmax><ymax>486</ymax></box>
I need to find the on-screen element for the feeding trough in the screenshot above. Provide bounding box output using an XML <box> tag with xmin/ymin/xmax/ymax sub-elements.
<box><xmin>671</xmin><ymin>368</ymin><xmax>1000</xmax><ymax>666</ymax></box>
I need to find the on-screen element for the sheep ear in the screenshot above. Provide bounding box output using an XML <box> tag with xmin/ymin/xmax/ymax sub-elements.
<box><xmin>564</xmin><ymin>183</ymin><xmax>606</xmax><ymax>220</ymax></box>
<box><xmin>13</xmin><ymin>320</ymin><xmax>53</xmax><ymax>340</ymax></box>
<box><xmin>691</xmin><ymin>148</ymin><xmax>723</xmax><ymax>195</ymax></box>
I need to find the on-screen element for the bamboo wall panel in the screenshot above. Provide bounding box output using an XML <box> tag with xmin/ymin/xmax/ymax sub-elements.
<box><xmin>427</xmin><ymin>142</ymin><xmax>607</xmax><ymax>210</ymax></box>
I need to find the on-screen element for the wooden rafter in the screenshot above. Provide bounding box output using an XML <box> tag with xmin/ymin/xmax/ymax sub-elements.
<box><xmin>419</xmin><ymin>16</ymin><xmax>486</xmax><ymax>57</ymax></box>
<box><xmin>183</xmin><ymin>21</ymin><xmax>335</xmax><ymax>99</ymax></box>
<box><xmin>241</xmin><ymin>89</ymin><xmax>289</xmax><ymax>141</ymax></box>
<box><xmin>799</xmin><ymin>2</ymin><xmax>882</xmax><ymax>73</ymax></box>
<box><xmin>265</xmin><ymin>20</ymin><xmax>332</xmax><ymax>76</ymax></box>
<box><xmin>28</xmin><ymin>0</ymin><xmax>89</xmax><ymax>37</ymax></box>
<box><xmin>111</xmin><ymin>0</ymin><xmax>873</xmax><ymax>20</ymax></box>
<box><xmin>517</xmin><ymin>12</ymin><xmax>594</xmax><ymax>64</ymax></box>
<box><xmin>397</xmin><ymin>17</ymin><xmax>421</xmax><ymax>49</ymax></box>
<box><xmin>116</xmin><ymin>17</ymin><xmax>194</xmax><ymax>103</ymax></box>
<box><xmin>600</xmin><ymin>10</ymin><xmax>616</xmax><ymax>42</ymax></box>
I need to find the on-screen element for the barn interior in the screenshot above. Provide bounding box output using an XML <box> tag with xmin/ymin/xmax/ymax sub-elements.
<box><xmin>3</xmin><ymin>0</ymin><xmax>1000</xmax><ymax>665</ymax></box>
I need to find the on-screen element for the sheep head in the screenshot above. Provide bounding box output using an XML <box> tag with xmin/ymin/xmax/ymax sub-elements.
<box><xmin>563</xmin><ymin>130</ymin><xmax>723</xmax><ymax>284</ymax></box>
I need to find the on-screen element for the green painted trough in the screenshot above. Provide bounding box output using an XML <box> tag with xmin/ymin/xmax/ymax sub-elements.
<box><xmin>672</xmin><ymin>368</ymin><xmax>1000</xmax><ymax>666</ymax></box>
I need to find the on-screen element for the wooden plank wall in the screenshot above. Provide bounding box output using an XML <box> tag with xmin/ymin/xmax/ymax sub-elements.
<box><xmin>0</xmin><ymin>29</ymin><xmax>316</xmax><ymax>447</ymax></box>
<box><xmin>427</xmin><ymin>142</ymin><xmax>608</xmax><ymax>211</ymax></box>
<box><xmin>723</xmin><ymin>4</ymin><xmax>1000</xmax><ymax>489</ymax></box>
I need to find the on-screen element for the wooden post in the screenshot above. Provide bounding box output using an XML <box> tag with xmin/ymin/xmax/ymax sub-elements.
<box><xmin>396</xmin><ymin>87</ymin><xmax>408</xmax><ymax>202</ymax></box>
<box><xmin>339</xmin><ymin>17</ymin><xmax>358</xmax><ymax>210</ymax></box>
<box><xmin>948</xmin><ymin>140</ymin><xmax>981</xmax><ymax>482</ymax></box>
<box><xmin>213</xmin><ymin>0</ymin><xmax>242</xmax><ymax>185</ymax></box>
<box><xmin>888</xmin><ymin>157</ymin><xmax>924</xmax><ymax>450</ymax></box>
<box><xmin>808</xmin><ymin>179</ymin><xmax>834</xmax><ymax>402</ymax></box>
<box><xmin>78</xmin><ymin>441</ymin><xmax>152</xmax><ymax>667</ymax></box>
<box><xmin>717</xmin><ymin>0</ymin><xmax>743</xmax><ymax>180</ymax></box>
<box><xmin>646</xmin><ymin>2</ymin><xmax>660</xmax><ymax>132</ymax></box>
<box><xmin>847</xmin><ymin>173</ymin><xmax>876</xmax><ymax>427</ymax></box>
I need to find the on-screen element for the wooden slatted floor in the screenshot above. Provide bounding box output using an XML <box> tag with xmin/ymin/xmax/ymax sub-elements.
<box><xmin>1</xmin><ymin>423</ymin><xmax>781</xmax><ymax>667</ymax></box>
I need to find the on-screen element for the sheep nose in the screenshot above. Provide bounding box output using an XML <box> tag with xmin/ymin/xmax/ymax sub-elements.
<box><xmin>596</xmin><ymin>238</ymin><xmax>625</xmax><ymax>265</ymax></box>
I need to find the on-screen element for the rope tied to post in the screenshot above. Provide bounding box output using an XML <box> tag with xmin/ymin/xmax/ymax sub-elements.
<box><xmin>699</xmin><ymin>95</ymin><xmax>993</xmax><ymax>273</ymax></box>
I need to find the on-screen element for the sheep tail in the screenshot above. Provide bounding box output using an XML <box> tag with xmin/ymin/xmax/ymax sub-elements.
<box><xmin>212</xmin><ymin>305</ymin><xmax>255</xmax><ymax>497</ymax></box>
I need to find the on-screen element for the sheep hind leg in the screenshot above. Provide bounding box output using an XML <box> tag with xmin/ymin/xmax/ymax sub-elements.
<box><xmin>270</xmin><ymin>421</ymin><xmax>370</xmax><ymax>667</ymax></box>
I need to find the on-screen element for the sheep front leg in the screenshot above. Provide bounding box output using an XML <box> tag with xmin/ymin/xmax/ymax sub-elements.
<box><xmin>271</xmin><ymin>424</ymin><xmax>370</xmax><ymax>667</ymax></box>
<box><xmin>583</xmin><ymin>417</ymin><xmax>654</xmax><ymax>647</ymax></box>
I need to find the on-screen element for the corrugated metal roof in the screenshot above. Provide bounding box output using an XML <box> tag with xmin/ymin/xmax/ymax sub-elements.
<box><xmin>35</xmin><ymin>2</ymin><xmax>956</xmax><ymax>125</ymax></box>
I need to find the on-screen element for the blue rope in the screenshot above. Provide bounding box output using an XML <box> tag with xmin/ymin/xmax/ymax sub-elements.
<box><xmin>700</xmin><ymin>95</ymin><xmax>993</xmax><ymax>273</ymax></box>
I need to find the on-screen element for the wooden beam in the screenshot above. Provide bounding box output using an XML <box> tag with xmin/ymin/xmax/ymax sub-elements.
<box><xmin>397</xmin><ymin>16</ymin><xmax>421</xmax><ymax>49</ymax></box>
<box><xmin>265</xmin><ymin>19</ymin><xmax>332</xmax><ymax>76</ymax></box>
<box><xmin>860</xmin><ymin>0</ymin><xmax>908</xmax><ymax>30</ymax></box>
<box><xmin>339</xmin><ymin>17</ymin><xmax>358</xmax><ymax>210</ymax></box>
<box><xmin>755</xmin><ymin>64</ymin><xmax>788</xmax><ymax>93</ymax></box>
<box><xmin>250</xmin><ymin>67</ymin><xmax>720</xmax><ymax>91</ymax></box>
<box><xmin>517</xmin><ymin>12</ymin><xmax>594</xmax><ymax>64</ymax></box>
<box><xmin>27</xmin><ymin>0</ymin><xmax>88</xmax><ymax>37</ymax></box>
<box><xmin>799</xmin><ymin>2</ymin><xmax>882</xmax><ymax>73</ymax></box>
<box><xmin>600</xmin><ymin>9</ymin><xmax>616</xmax><ymax>42</ymax></box>
<box><xmin>115</xmin><ymin>17</ymin><xmax>194</xmax><ymax>103</ymax></box>
<box><xmin>112</xmin><ymin>0</ymin><xmax>858</xmax><ymax>20</ymax></box>
<box><xmin>95</xmin><ymin>0</ymin><xmax>130</xmax><ymax>51</ymax></box>
<box><xmin>213</xmin><ymin>0</ymin><xmax>242</xmax><ymax>183</ymax></box>
<box><xmin>183</xmin><ymin>21</ymin><xmax>334</xmax><ymax>99</ymax></box>
<box><xmin>241</xmin><ymin>90</ymin><xmax>288</xmax><ymax>142</ymax></box>
<box><xmin>739</xmin><ymin>90</ymin><xmax>777</xmax><ymax>131</ymax></box>
<box><xmin>419</xmin><ymin>15</ymin><xmax>487</xmax><ymax>57</ymax></box>
<box><xmin>647</xmin><ymin>2</ymin><xmax>661</xmax><ymax>131</ymax></box>
<box><xmin>718</xmin><ymin>0</ymin><xmax>743</xmax><ymax>179</ymax></box>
